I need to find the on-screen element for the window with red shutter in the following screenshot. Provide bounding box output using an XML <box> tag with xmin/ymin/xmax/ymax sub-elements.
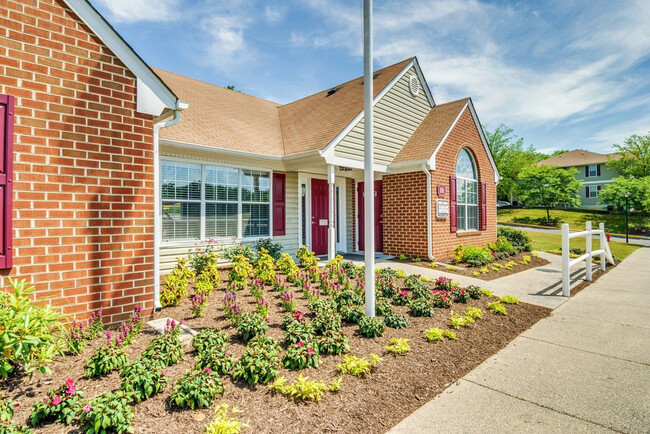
<box><xmin>449</xmin><ymin>175</ymin><xmax>457</xmax><ymax>233</ymax></box>
<box><xmin>0</xmin><ymin>94</ymin><xmax>14</xmax><ymax>269</ymax></box>
<box><xmin>272</xmin><ymin>173</ymin><xmax>286</xmax><ymax>236</ymax></box>
<box><xmin>480</xmin><ymin>182</ymin><xmax>487</xmax><ymax>231</ymax></box>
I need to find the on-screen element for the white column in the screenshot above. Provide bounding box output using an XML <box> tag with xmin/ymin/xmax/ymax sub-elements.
<box><xmin>328</xmin><ymin>165</ymin><xmax>336</xmax><ymax>261</ymax></box>
<box><xmin>599</xmin><ymin>223</ymin><xmax>606</xmax><ymax>271</ymax></box>
<box><xmin>363</xmin><ymin>0</ymin><xmax>375</xmax><ymax>317</ymax></box>
<box><xmin>561</xmin><ymin>223</ymin><xmax>570</xmax><ymax>296</ymax></box>
<box><xmin>585</xmin><ymin>221</ymin><xmax>592</xmax><ymax>281</ymax></box>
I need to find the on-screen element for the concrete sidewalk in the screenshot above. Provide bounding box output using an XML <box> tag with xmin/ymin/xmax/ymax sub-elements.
<box><xmin>389</xmin><ymin>247</ymin><xmax>650</xmax><ymax>434</ymax></box>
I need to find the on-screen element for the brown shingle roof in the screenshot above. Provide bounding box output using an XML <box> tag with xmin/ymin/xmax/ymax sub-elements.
<box><xmin>278</xmin><ymin>58</ymin><xmax>413</xmax><ymax>156</ymax></box>
<box><xmin>537</xmin><ymin>149</ymin><xmax>622</xmax><ymax>167</ymax></box>
<box><xmin>392</xmin><ymin>98</ymin><xmax>469</xmax><ymax>163</ymax></box>
<box><xmin>153</xmin><ymin>68</ymin><xmax>285</xmax><ymax>156</ymax></box>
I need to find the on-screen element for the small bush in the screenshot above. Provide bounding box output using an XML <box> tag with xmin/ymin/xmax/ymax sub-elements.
<box><xmin>296</xmin><ymin>245</ymin><xmax>320</xmax><ymax>269</ymax></box>
<box><xmin>497</xmin><ymin>226</ymin><xmax>532</xmax><ymax>252</ymax></box>
<box><xmin>409</xmin><ymin>299</ymin><xmax>434</xmax><ymax>317</ymax></box>
<box><xmin>488</xmin><ymin>302</ymin><xmax>507</xmax><ymax>315</ymax></box>
<box><xmin>78</xmin><ymin>391</ymin><xmax>133</xmax><ymax>434</ymax></box>
<box><xmin>270</xmin><ymin>375</ymin><xmax>342</xmax><ymax>402</ymax></box>
<box><xmin>221</xmin><ymin>243</ymin><xmax>255</xmax><ymax>262</ymax></box>
<box><xmin>195</xmin><ymin>346</ymin><xmax>236</xmax><ymax>376</ymax></box>
<box><xmin>308</xmin><ymin>298</ymin><xmax>337</xmax><ymax>316</ymax></box>
<box><xmin>454</xmin><ymin>244</ymin><xmax>493</xmax><ymax>266</ymax></box>
<box><xmin>29</xmin><ymin>379</ymin><xmax>82</xmax><ymax>426</ymax></box>
<box><xmin>392</xmin><ymin>290</ymin><xmax>411</xmax><ymax>306</ymax></box>
<box><xmin>358</xmin><ymin>316</ymin><xmax>386</xmax><ymax>338</ymax></box>
<box><xmin>432</xmin><ymin>291</ymin><xmax>453</xmax><ymax>308</ymax></box>
<box><xmin>450</xmin><ymin>287</ymin><xmax>470</xmax><ymax>304</ymax></box>
<box><xmin>276</xmin><ymin>252</ymin><xmax>300</xmax><ymax>276</ymax></box>
<box><xmin>237</xmin><ymin>313</ymin><xmax>268</xmax><ymax>342</ymax></box>
<box><xmin>141</xmin><ymin>320</ymin><xmax>184</xmax><ymax>367</ymax></box>
<box><xmin>315</xmin><ymin>330</ymin><xmax>350</xmax><ymax>355</ymax></box>
<box><xmin>283</xmin><ymin>320</ymin><xmax>315</xmax><ymax>346</ymax></box>
<box><xmin>232</xmin><ymin>340</ymin><xmax>281</xmax><ymax>386</ymax></box>
<box><xmin>424</xmin><ymin>327</ymin><xmax>444</xmax><ymax>341</ymax></box>
<box><xmin>375</xmin><ymin>298</ymin><xmax>393</xmax><ymax>316</ymax></box>
<box><xmin>254</xmin><ymin>238</ymin><xmax>283</xmax><ymax>260</ymax></box>
<box><xmin>481</xmin><ymin>288</ymin><xmax>494</xmax><ymax>297</ymax></box>
<box><xmin>337</xmin><ymin>354</ymin><xmax>382</xmax><ymax>377</ymax></box>
<box><xmin>313</xmin><ymin>312</ymin><xmax>342</xmax><ymax>334</ymax></box>
<box><xmin>384</xmin><ymin>312</ymin><xmax>409</xmax><ymax>329</ymax></box>
<box><xmin>170</xmin><ymin>368</ymin><xmax>224</xmax><ymax>410</ymax></box>
<box><xmin>188</xmin><ymin>240</ymin><xmax>219</xmax><ymax>275</ymax></box>
<box><xmin>283</xmin><ymin>341</ymin><xmax>319</xmax><ymax>370</ymax></box>
<box><xmin>84</xmin><ymin>337</ymin><xmax>129</xmax><ymax>378</ymax></box>
<box><xmin>466</xmin><ymin>285</ymin><xmax>483</xmax><ymax>299</ymax></box>
<box><xmin>434</xmin><ymin>276</ymin><xmax>454</xmax><ymax>291</ymax></box>
<box><xmin>384</xmin><ymin>338</ymin><xmax>410</xmax><ymax>355</ymax></box>
<box><xmin>161</xmin><ymin>258</ymin><xmax>194</xmax><ymax>307</ymax></box>
<box><xmin>191</xmin><ymin>328</ymin><xmax>229</xmax><ymax>354</ymax></box>
<box><xmin>119</xmin><ymin>358</ymin><xmax>168</xmax><ymax>403</ymax></box>
<box><xmin>254</xmin><ymin>248</ymin><xmax>276</xmax><ymax>285</ymax></box>
<box><xmin>205</xmin><ymin>404</ymin><xmax>248</xmax><ymax>434</ymax></box>
<box><xmin>465</xmin><ymin>306</ymin><xmax>484</xmax><ymax>320</ymax></box>
<box><xmin>500</xmin><ymin>295</ymin><xmax>519</xmax><ymax>304</ymax></box>
<box><xmin>339</xmin><ymin>304</ymin><xmax>365</xmax><ymax>324</ymax></box>
<box><xmin>448</xmin><ymin>312</ymin><xmax>471</xmax><ymax>329</ymax></box>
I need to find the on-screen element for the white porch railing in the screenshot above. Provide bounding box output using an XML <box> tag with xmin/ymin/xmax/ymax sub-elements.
<box><xmin>561</xmin><ymin>221</ymin><xmax>615</xmax><ymax>296</ymax></box>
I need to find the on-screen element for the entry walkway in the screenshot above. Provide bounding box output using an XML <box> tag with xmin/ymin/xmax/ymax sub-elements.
<box><xmin>389</xmin><ymin>247</ymin><xmax>650</xmax><ymax>433</ymax></box>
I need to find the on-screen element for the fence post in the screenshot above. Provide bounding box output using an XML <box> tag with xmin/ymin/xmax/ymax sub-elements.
<box><xmin>585</xmin><ymin>221</ymin><xmax>592</xmax><ymax>281</ymax></box>
<box><xmin>599</xmin><ymin>223</ymin><xmax>606</xmax><ymax>271</ymax></box>
<box><xmin>562</xmin><ymin>223</ymin><xmax>570</xmax><ymax>296</ymax></box>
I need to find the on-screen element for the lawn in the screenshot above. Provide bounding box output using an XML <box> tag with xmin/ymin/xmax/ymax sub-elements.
<box><xmin>524</xmin><ymin>229</ymin><xmax>642</xmax><ymax>260</ymax></box>
<box><xmin>497</xmin><ymin>208</ymin><xmax>650</xmax><ymax>235</ymax></box>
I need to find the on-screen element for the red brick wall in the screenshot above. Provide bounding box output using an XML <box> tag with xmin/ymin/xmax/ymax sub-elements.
<box><xmin>383</xmin><ymin>107</ymin><xmax>497</xmax><ymax>259</ymax></box>
<box><xmin>0</xmin><ymin>0</ymin><xmax>155</xmax><ymax>325</ymax></box>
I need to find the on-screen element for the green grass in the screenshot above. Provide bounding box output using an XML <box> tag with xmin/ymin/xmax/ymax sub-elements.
<box><xmin>525</xmin><ymin>230</ymin><xmax>642</xmax><ymax>261</ymax></box>
<box><xmin>497</xmin><ymin>208</ymin><xmax>649</xmax><ymax>235</ymax></box>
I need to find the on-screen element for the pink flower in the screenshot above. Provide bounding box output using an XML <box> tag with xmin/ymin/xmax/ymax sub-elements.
<box><xmin>66</xmin><ymin>378</ymin><xmax>74</xmax><ymax>388</ymax></box>
<box><xmin>226</xmin><ymin>350</ymin><xmax>231</xmax><ymax>357</ymax></box>
<box><xmin>307</xmin><ymin>348</ymin><xmax>314</xmax><ymax>356</ymax></box>
<box><xmin>42</xmin><ymin>395</ymin><xmax>50</xmax><ymax>404</ymax></box>
<box><xmin>400</xmin><ymin>290</ymin><xmax>409</xmax><ymax>296</ymax></box>
<box><xmin>51</xmin><ymin>395</ymin><xmax>62</xmax><ymax>406</ymax></box>
<box><xmin>106</xmin><ymin>331</ymin><xmax>111</xmax><ymax>340</ymax></box>
<box><xmin>13</xmin><ymin>403</ymin><xmax>19</xmax><ymax>409</ymax></box>
<box><xmin>83</xmin><ymin>404</ymin><xmax>92</xmax><ymax>413</ymax></box>
<box><xmin>203</xmin><ymin>367</ymin><xmax>211</xmax><ymax>374</ymax></box>
<box><xmin>297</xmin><ymin>341</ymin><xmax>304</xmax><ymax>347</ymax></box>
<box><xmin>65</xmin><ymin>385</ymin><xmax>76</xmax><ymax>395</ymax></box>
<box><xmin>161</xmin><ymin>370</ymin><xmax>167</xmax><ymax>377</ymax></box>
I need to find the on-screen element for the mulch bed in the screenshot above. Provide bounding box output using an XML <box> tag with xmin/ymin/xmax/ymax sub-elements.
<box><xmin>3</xmin><ymin>269</ymin><xmax>551</xmax><ymax>434</ymax></box>
<box><xmin>393</xmin><ymin>252</ymin><xmax>550</xmax><ymax>281</ymax></box>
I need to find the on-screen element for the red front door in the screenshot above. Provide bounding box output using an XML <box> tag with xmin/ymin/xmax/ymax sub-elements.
<box><xmin>311</xmin><ymin>179</ymin><xmax>329</xmax><ymax>255</ymax></box>
<box><xmin>357</xmin><ymin>180</ymin><xmax>383</xmax><ymax>252</ymax></box>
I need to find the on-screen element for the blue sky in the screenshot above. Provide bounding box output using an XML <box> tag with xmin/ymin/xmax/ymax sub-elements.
<box><xmin>93</xmin><ymin>0</ymin><xmax>650</xmax><ymax>154</ymax></box>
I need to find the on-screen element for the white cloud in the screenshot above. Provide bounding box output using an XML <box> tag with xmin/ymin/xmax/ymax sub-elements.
<box><xmin>200</xmin><ymin>14</ymin><xmax>253</xmax><ymax>70</ymax></box>
<box><xmin>264</xmin><ymin>6</ymin><xmax>285</xmax><ymax>24</ymax></box>
<box><xmin>588</xmin><ymin>114</ymin><xmax>650</xmax><ymax>152</ymax></box>
<box><xmin>94</xmin><ymin>0</ymin><xmax>182</xmax><ymax>23</ymax></box>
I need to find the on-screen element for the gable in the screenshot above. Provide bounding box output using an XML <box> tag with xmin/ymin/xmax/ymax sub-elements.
<box><xmin>332</xmin><ymin>65</ymin><xmax>432</xmax><ymax>166</ymax></box>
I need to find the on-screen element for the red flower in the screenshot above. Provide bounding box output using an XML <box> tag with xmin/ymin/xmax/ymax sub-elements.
<box><xmin>297</xmin><ymin>341</ymin><xmax>304</xmax><ymax>347</ymax></box>
<box><xmin>307</xmin><ymin>348</ymin><xmax>314</xmax><ymax>356</ymax></box>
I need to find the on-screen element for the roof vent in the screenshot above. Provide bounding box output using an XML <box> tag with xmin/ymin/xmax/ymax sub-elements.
<box><xmin>326</xmin><ymin>86</ymin><xmax>340</xmax><ymax>97</ymax></box>
<box><xmin>409</xmin><ymin>75</ymin><xmax>420</xmax><ymax>96</ymax></box>
<box><xmin>373</xmin><ymin>72</ymin><xmax>379</xmax><ymax>79</ymax></box>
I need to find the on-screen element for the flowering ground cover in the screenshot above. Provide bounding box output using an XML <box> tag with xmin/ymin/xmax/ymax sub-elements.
<box><xmin>2</xmin><ymin>249</ymin><xmax>550</xmax><ymax>433</ymax></box>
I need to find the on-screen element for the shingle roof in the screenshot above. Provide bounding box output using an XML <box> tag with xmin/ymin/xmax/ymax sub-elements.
<box><xmin>153</xmin><ymin>68</ymin><xmax>285</xmax><ymax>156</ymax></box>
<box><xmin>278</xmin><ymin>58</ymin><xmax>413</xmax><ymax>156</ymax></box>
<box><xmin>537</xmin><ymin>149</ymin><xmax>621</xmax><ymax>167</ymax></box>
<box><xmin>154</xmin><ymin>59</ymin><xmax>414</xmax><ymax>157</ymax></box>
<box><xmin>392</xmin><ymin>98</ymin><xmax>469</xmax><ymax>163</ymax></box>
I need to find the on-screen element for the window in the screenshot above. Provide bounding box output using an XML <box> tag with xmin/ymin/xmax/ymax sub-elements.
<box><xmin>586</xmin><ymin>185</ymin><xmax>600</xmax><ymax>198</ymax></box>
<box><xmin>456</xmin><ymin>149</ymin><xmax>479</xmax><ymax>231</ymax></box>
<box><xmin>161</xmin><ymin>160</ymin><xmax>271</xmax><ymax>242</ymax></box>
<box><xmin>588</xmin><ymin>165</ymin><xmax>598</xmax><ymax>177</ymax></box>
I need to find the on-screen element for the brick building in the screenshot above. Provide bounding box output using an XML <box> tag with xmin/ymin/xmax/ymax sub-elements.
<box><xmin>1</xmin><ymin>0</ymin><xmax>499</xmax><ymax>322</ymax></box>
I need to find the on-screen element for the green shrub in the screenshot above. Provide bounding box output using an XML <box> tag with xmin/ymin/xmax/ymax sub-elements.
<box><xmin>465</xmin><ymin>306</ymin><xmax>484</xmax><ymax>320</ymax></box>
<box><xmin>333</xmin><ymin>289</ymin><xmax>363</xmax><ymax>307</ymax></box>
<box><xmin>205</xmin><ymin>404</ymin><xmax>248</xmax><ymax>434</ymax></box>
<box><xmin>119</xmin><ymin>358</ymin><xmax>168</xmax><ymax>403</ymax></box>
<box><xmin>160</xmin><ymin>259</ymin><xmax>193</xmax><ymax>307</ymax></box>
<box><xmin>424</xmin><ymin>327</ymin><xmax>458</xmax><ymax>342</ymax></box>
<box><xmin>270</xmin><ymin>375</ymin><xmax>341</xmax><ymax>402</ymax></box>
<box><xmin>170</xmin><ymin>368</ymin><xmax>224</xmax><ymax>410</ymax></box>
<box><xmin>376</xmin><ymin>275</ymin><xmax>398</xmax><ymax>298</ymax></box>
<box><xmin>497</xmin><ymin>226</ymin><xmax>532</xmax><ymax>252</ymax></box>
<box><xmin>229</xmin><ymin>255</ymin><xmax>253</xmax><ymax>287</ymax></box>
<box><xmin>487</xmin><ymin>236</ymin><xmax>515</xmax><ymax>253</ymax></box>
<box><xmin>188</xmin><ymin>240</ymin><xmax>219</xmax><ymax>275</ymax></box>
<box><xmin>454</xmin><ymin>244</ymin><xmax>493</xmax><ymax>267</ymax></box>
<box><xmin>384</xmin><ymin>338</ymin><xmax>410</xmax><ymax>355</ymax></box>
<box><xmin>254</xmin><ymin>248</ymin><xmax>276</xmax><ymax>285</ymax></box>
<box><xmin>308</xmin><ymin>298</ymin><xmax>337</xmax><ymax>316</ymax></box>
<box><xmin>78</xmin><ymin>391</ymin><xmax>134</xmax><ymax>434</ymax></box>
<box><xmin>254</xmin><ymin>238</ymin><xmax>283</xmax><ymax>260</ymax></box>
<box><xmin>450</xmin><ymin>287</ymin><xmax>471</xmax><ymax>303</ymax></box>
<box><xmin>221</xmin><ymin>243</ymin><xmax>255</xmax><ymax>262</ymax></box>
<box><xmin>192</xmin><ymin>328</ymin><xmax>229</xmax><ymax>354</ymax></box>
<box><xmin>337</xmin><ymin>354</ymin><xmax>382</xmax><ymax>376</ymax></box>
<box><xmin>313</xmin><ymin>312</ymin><xmax>342</xmax><ymax>334</ymax></box>
<box><xmin>0</xmin><ymin>278</ymin><xmax>64</xmax><ymax>379</ymax></box>
<box><xmin>500</xmin><ymin>295</ymin><xmax>519</xmax><ymax>304</ymax></box>
<box><xmin>466</xmin><ymin>285</ymin><xmax>483</xmax><ymax>299</ymax></box>
<box><xmin>232</xmin><ymin>339</ymin><xmax>281</xmax><ymax>386</ymax></box>
<box><xmin>384</xmin><ymin>312</ymin><xmax>409</xmax><ymax>329</ymax></box>
<box><xmin>84</xmin><ymin>339</ymin><xmax>128</xmax><ymax>378</ymax></box>
<box><xmin>315</xmin><ymin>329</ymin><xmax>350</xmax><ymax>355</ymax></box>
<box><xmin>237</xmin><ymin>313</ymin><xmax>268</xmax><ymax>342</ymax></box>
<box><xmin>448</xmin><ymin>312</ymin><xmax>471</xmax><ymax>330</ymax></box>
<box><xmin>358</xmin><ymin>316</ymin><xmax>386</xmax><ymax>338</ymax></box>
<box><xmin>283</xmin><ymin>341</ymin><xmax>319</xmax><ymax>370</ymax></box>
<box><xmin>375</xmin><ymin>298</ymin><xmax>394</xmax><ymax>316</ymax></box>
<box><xmin>283</xmin><ymin>320</ymin><xmax>315</xmax><ymax>346</ymax></box>
<box><xmin>296</xmin><ymin>245</ymin><xmax>320</xmax><ymax>269</ymax></box>
<box><xmin>339</xmin><ymin>304</ymin><xmax>365</xmax><ymax>324</ymax></box>
<box><xmin>195</xmin><ymin>346</ymin><xmax>236</xmax><ymax>376</ymax></box>
<box><xmin>29</xmin><ymin>379</ymin><xmax>83</xmax><ymax>426</ymax></box>
<box><xmin>392</xmin><ymin>290</ymin><xmax>411</xmax><ymax>306</ymax></box>
<box><xmin>276</xmin><ymin>253</ymin><xmax>300</xmax><ymax>276</ymax></box>
<box><xmin>409</xmin><ymin>299</ymin><xmax>434</xmax><ymax>317</ymax></box>
<box><xmin>141</xmin><ymin>320</ymin><xmax>184</xmax><ymax>367</ymax></box>
<box><xmin>488</xmin><ymin>302</ymin><xmax>507</xmax><ymax>315</ymax></box>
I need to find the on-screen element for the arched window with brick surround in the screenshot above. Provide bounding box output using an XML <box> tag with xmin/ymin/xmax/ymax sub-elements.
<box><xmin>455</xmin><ymin>148</ymin><xmax>479</xmax><ymax>231</ymax></box>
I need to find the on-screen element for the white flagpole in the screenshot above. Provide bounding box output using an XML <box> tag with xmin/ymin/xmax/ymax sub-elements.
<box><xmin>363</xmin><ymin>0</ymin><xmax>375</xmax><ymax>317</ymax></box>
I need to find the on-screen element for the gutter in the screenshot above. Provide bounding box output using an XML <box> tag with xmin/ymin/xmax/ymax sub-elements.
<box><xmin>421</xmin><ymin>163</ymin><xmax>435</xmax><ymax>261</ymax></box>
<box><xmin>153</xmin><ymin>101</ymin><xmax>189</xmax><ymax>310</ymax></box>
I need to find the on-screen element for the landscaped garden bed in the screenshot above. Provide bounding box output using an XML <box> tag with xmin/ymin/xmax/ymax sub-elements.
<box><xmin>1</xmin><ymin>244</ymin><xmax>551</xmax><ymax>433</ymax></box>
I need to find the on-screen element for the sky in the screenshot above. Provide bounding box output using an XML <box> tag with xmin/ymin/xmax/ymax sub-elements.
<box><xmin>92</xmin><ymin>0</ymin><xmax>650</xmax><ymax>154</ymax></box>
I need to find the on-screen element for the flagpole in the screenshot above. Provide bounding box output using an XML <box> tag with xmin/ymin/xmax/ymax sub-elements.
<box><xmin>363</xmin><ymin>0</ymin><xmax>375</xmax><ymax>317</ymax></box>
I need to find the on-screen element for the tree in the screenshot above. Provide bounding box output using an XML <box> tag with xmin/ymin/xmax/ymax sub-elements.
<box><xmin>599</xmin><ymin>177</ymin><xmax>650</xmax><ymax>226</ymax></box>
<box><xmin>517</xmin><ymin>165</ymin><xmax>581</xmax><ymax>224</ymax></box>
<box><xmin>607</xmin><ymin>132</ymin><xmax>650</xmax><ymax>178</ymax></box>
<box><xmin>484</xmin><ymin>124</ymin><xmax>539</xmax><ymax>201</ymax></box>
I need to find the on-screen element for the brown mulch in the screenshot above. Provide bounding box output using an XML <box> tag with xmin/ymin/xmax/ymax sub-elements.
<box><xmin>3</xmin><ymin>269</ymin><xmax>551</xmax><ymax>434</ymax></box>
<box><xmin>570</xmin><ymin>263</ymin><xmax>615</xmax><ymax>297</ymax></box>
<box><xmin>393</xmin><ymin>252</ymin><xmax>551</xmax><ymax>281</ymax></box>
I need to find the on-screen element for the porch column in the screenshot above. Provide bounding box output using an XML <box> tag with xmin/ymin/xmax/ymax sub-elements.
<box><xmin>328</xmin><ymin>165</ymin><xmax>336</xmax><ymax>261</ymax></box>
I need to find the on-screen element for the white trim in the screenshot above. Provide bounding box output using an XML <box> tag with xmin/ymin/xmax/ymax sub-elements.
<box><xmin>323</xmin><ymin>155</ymin><xmax>388</xmax><ymax>173</ymax></box>
<box><xmin>582</xmin><ymin>180</ymin><xmax>613</xmax><ymax>185</ymax></box>
<box><xmin>335</xmin><ymin>178</ymin><xmax>347</xmax><ymax>253</ymax></box>
<box><xmin>429</xmin><ymin>100</ymin><xmax>469</xmax><ymax>170</ymax></box>
<box><xmin>412</xmin><ymin>57</ymin><xmax>435</xmax><ymax>107</ymax></box>
<box><xmin>62</xmin><ymin>0</ymin><xmax>177</xmax><ymax>113</ymax></box>
<box><xmin>161</xmin><ymin>139</ymin><xmax>286</xmax><ymax>161</ymax></box>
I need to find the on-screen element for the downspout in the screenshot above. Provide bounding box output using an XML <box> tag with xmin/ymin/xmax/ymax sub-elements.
<box><xmin>421</xmin><ymin>163</ymin><xmax>435</xmax><ymax>261</ymax></box>
<box><xmin>153</xmin><ymin>106</ymin><xmax>186</xmax><ymax>310</ymax></box>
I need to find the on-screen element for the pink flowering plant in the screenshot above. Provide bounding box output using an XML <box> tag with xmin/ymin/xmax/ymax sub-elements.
<box><xmin>272</xmin><ymin>274</ymin><xmax>290</xmax><ymax>292</ymax></box>
<box><xmin>191</xmin><ymin>328</ymin><xmax>229</xmax><ymax>354</ymax></box>
<box><xmin>237</xmin><ymin>313</ymin><xmax>269</xmax><ymax>342</ymax></box>
<box><xmin>86</xmin><ymin>308</ymin><xmax>104</xmax><ymax>339</ymax></box>
<box><xmin>232</xmin><ymin>337</ymin><xmax>282</xmax><ymax>386</ymax></box>
<box><xmin>374</xmin><ymin>298</ymin><xmax>394</xmax><ymax>316</ymax></box>
<box><xmin>188</xmin><ymin>239</ymin><xmax>219</xmax><ymax>275</ymax></box>
<box><xmin>312</xmin><ymin>312</ymin><xmax>343</xmax><ymax>334</ymax></box>
<box><xmin>283</xmin><ymin>340</ymin><xmax>319</xmax><ymax>370</ymax></box>
<box><xmin>84</xmin><ymin>333</ymin><xmax>129</xmax><ymax>378</ymax></box>
<box><xmin>466</xmin><ymin>284</ymin><xmax>483</xmax><ymax>300</ymax></box>
<box><xmin>280</xmin><ymin>290</ymin><xmax>296</xmax><ymax>312</ymax></box>
<box><xmin>170</xmin><ymin>368</ymin><xmax>225</xmax><ymax>410</ymax></box>
<box><xmin>223</xmin><ymin>291</ymin><xmax>242</xmax><ymax>325</ymax></box>
<box><xmin>140</xmin><ymin>319</ymin><xmax>184</xmax><ymax>367</ymax></box>
<box><xmin>450</xmin><ymin>286</ymin><xmax>470</xmax><ymax>304</ymax></box>
<box><xmin>29</xmin><ymin>379</ymin><xmax>82</xmax><ymax>426</ymax></box>
<box><xmin>315</xmin><ymin>329</ymin><xmax>350</xmax><ymax>355</ymax></box>
<box><xmin>65</xmin><ymin>320</ymin><xmax>87</xmax><ymax>355</ymax></box>
<box><xmin>392</xmin><ymin>289</ymin><xmax>411</xmax><ymax>306</ymax></box>
<box><xmin>432</xmin><ymin>290</ymin><xmax>453</xmax><ymax>308</ymax></box>
<box><xmin>434</xmin><ymin>276</ymin><xmax>454</xmax><ymax>291</ymax></box>
<box><xmin>282</xmin><ymin>320</ymin><xmax>315</xmax><ymax>346</ymax></box>
<box><xmin>194</xmin><ymin>346</ymin><xmax>236</xmax><ymax>376</ymax></box>
<box><xmin>249</xmin><ymin>278</ymin><xmax>265</xmax><ymax>300</ymax></box>
<box><xmin>280</xmin><ymin>311</ymin><xmax>306</xmax><ymax>329</ymax></box>
<box><xmin>190</xmin><ymin>294</ymin><xmax>207</xmax><ymax>318</ymax></box>
<box><xmin>119</xmin><ymin>358</ymin><xmax>168</xmax><ymax>403</ymax></box>
<box><xmin>0</xmin><ymin>393</ymin><xmax>19</xmax><ymax>422</ymax></box>
<box><xmin>78</xmin><ymin>390</ymin><xmax>134</xmax><ymax>434</ymax></box>
<box><xmin>255</xmin><ymin>296</ymin><xmax>270</xmax><ymax>318</ymax></box>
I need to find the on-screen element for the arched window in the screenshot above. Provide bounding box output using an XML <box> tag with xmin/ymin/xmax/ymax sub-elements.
<box><xmin>456</xmin><ymin>149</ymin><xmax>478</xmax><ymax>231</ymax></box>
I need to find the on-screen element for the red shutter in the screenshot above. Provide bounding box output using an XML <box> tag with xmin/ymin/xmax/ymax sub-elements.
<box><xmin>272</xmin><ymin>173</ymin><xmax>286</xmax><ymax>236</ymax></box>
<box><xmin>585</xmin><ymin>166</ymin><xmax>589</xmax><ymax>177</ymax></box>
<box><xmin>0</xmin><ymin>95</ymin><xmax>14</xmax><ymax>269</ymax></box>
<box><xmin>480</xmin><ymin>182</ymin><xmax>487</xmax><ymax>231</ymax></box>
<box><xmin>449</xmin><ymin>176</ymin><xmax>457</xmax><ymax>233</ymax></box>
<box><xmin>597</xmin><ymin>165</ymin><xmax>601</xmax><ymax>176</ymax></box>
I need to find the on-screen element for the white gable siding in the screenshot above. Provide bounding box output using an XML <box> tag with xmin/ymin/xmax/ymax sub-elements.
<box><xmin>334</xmin><ymin>66</ymin><xmax>432</xmax><ymax>166</ymax></box>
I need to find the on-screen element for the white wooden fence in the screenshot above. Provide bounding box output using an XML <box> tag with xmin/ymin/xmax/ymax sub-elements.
<box><xmin>561</xmin><ymin>221</ymin><xmax>615</xmax><ymax>296</ymax></box>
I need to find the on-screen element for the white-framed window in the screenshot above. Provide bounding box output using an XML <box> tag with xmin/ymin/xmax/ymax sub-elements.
<box><xmin>588</xmin><ymin>164</ymin><xmax>598</xmax><ymax>177</ymax></box>
<box><xmin>161</xmin><ymin>160</ymin><xmax>270</xmax><ymax>242</ymax></box>
<box><xmin>586</xmin><ymin>185</ymin><xmax>600</xmax><ymax>198</ymax></box>
<box><xmin>456</xmin><ymin>148</ymin><xmax>479</xmax><ymax>231</ymax></box>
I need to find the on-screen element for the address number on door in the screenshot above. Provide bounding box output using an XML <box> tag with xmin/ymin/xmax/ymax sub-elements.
<box><xmin>319</xmin><ymin>219</ymin><xmax>328</xmax><ymax>226</ymax></box>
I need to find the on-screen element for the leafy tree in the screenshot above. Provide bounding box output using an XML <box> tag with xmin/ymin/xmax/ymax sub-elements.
<box><xmin>599</xmin><ymin>177</ymin><xmax>650</xmax><ymax>226</ymax></box>
<box><xmin>484</xmin><ymin>124</ymin><xmax>538</xmax><ymax>201</ymax></box>
<box><xmin>226</xmin><ymin>85</ymin><xmax>242</xmax><ymax>93</ymax></box>
<box><xmin>606</xmin><ymin>132</ymin><xmax>650</xmax><ymax>178</ymax></box>
<box><xmin>517</xmin><ymin>165</ymin><xmax>581</xmax><ymax>224</ymax></box>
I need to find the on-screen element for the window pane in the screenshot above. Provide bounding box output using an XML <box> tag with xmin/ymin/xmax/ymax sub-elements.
<box><xmin>206</xmin><ymin>203</ymin><xmax>238</xmax><ymax>238</ymax></box>
<box><xmin>205</xmin><ymin>166</ymin><xmax>238</xmax><ymax>202</ymax></box>
<box><xmin>467</xmin><ymin>181</ymin><xmax>478</xmax><ymax>205</ymax></box>
<box><xmin>162</xmin><ymin>201</ymin><xmax>200</xmax><ymax>240</ymax></box>
<box><xmin>457</xmin><ymin>179</ymin><xmax>466</xmax><ymax>204</ymax></box>
<box><xmin>161</xmin><ymin>160</ymin><xmax>201</xmax><ymax>201</ymax></box>
<box><xmin>242</xmin><ymin>203</ymin><xmax>270</xmax><ymax>237</ymax></box>
<box><xmin>467</xmin><ymin>205</ymin><xmax>478</xmax><ymax>230</ymax></box>
<box><xmin>457</xmin><ymin>204</ymin><xmax>466</xmax><ymax>231</ymax></box>
<box><xmin>456</xmin><ymin>149</ymin><xmax>477</xmax><ymax>180</ymax></box>
<box><xmin>242</xmin><ymin>170</ymin><xmax>270</xmax><ymax>203</ymax></box>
